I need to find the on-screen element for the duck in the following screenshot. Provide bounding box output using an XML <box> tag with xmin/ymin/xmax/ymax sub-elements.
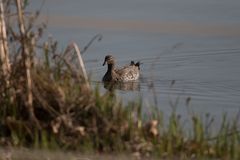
<box><xmin>102</xmin><ymin>55</ymin><xmax>140</xmax><ymax>82</ymax></box>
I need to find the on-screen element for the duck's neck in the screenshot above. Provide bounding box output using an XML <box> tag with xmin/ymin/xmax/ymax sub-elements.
<box><xmin>107</xmin><ymin>63</ymin><xmax>115</xmax><ymax>72</ymax></box>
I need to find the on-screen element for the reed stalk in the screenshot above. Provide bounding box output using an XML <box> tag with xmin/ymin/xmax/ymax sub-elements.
<box><xmin>15</xmin><ymin>0</ymin><xmax>39</xmax><ymax>127</ymax></box>
<box><xmin>72</xmin><ymin>42</ymin><xmax>90</xmax><ymax>91</ymax></box>
<box><xmin>0</xmin><ymin>0</ymin><xmax>11</xmax><ymax>89</ymax></box>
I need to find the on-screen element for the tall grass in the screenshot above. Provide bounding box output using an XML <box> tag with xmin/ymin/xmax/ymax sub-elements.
<box><xmin>0</xmin><ymin>1</ymin><xmax>240</xmax><ymax>159</ymax></box>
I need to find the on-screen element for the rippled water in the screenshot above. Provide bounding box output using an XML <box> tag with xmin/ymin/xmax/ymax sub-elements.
<box><xmin>30</xmin><ymin>0</ymin><xmax>240</xmax><ymax>118</ymax></box>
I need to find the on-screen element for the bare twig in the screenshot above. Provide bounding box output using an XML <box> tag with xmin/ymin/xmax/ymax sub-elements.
<box><xmin>81</xmin><ymin>34</ymin><xmax>102</xmax><ymax>55</ymax></box>
<box><xmin>68</xmin><ymin>34</ymin><xmax>102</xmax><ymax>63</ymax></box>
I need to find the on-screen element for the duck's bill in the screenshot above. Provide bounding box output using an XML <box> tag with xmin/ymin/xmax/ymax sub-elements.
<box><xmin>103</xmin><ymin>61</ymin><xmax>106</xmax><ymax>66</ymax></box>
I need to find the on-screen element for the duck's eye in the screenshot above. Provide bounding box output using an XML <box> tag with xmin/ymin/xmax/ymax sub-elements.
<box><xmin>106</xmin><ymin>56</ymin><xmax>111</xmax><ymax>61</ymax></box>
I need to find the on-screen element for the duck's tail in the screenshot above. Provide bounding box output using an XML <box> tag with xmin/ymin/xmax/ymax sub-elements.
<box><xmin>130</xmin><ymin>61</ymin><xmax>141</xmax><ymax>70</ymax></box>
<box><xmin>135</xmin><ymin>61</ymin><xmax>141</xmax><ymax>70</ymax></box>
<box><xmin>130</xmin><ymin>61</ymin><xmax>135</xmax><ymax>66</ymax></box>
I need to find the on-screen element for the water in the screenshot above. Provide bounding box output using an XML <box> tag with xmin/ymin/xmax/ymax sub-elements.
<box><xmin>30</xmin><ymin>0</ymin><xmax>240</xmax><ymax>118</ymax></box>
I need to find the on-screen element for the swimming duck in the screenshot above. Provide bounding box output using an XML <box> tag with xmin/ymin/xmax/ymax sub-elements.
<box><xmin>102</xmin><ymin>55</ymin><xmax>140</xmax><ymax>82</ymax></box>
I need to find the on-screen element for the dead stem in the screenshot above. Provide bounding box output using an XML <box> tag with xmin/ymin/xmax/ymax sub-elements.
<box><xmin>0</xmin><ymin>0</ymin><xmax>11</xmax><ymax>89</ymax></box>
<box><xmin>15</xmin><ymin>0</ymin><xmax>40</xmax><ymax>128</ymax></box>
<box><xmin>72</xmin><ymin>42</ymin><xmax>90</xmax><ymax>91</ymax></box>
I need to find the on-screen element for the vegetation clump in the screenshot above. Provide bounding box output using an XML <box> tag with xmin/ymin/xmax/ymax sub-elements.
<box><xmin>0</xmin><ymin>1</ymin><xmax>240</xmax><ymax>159</ymax></box>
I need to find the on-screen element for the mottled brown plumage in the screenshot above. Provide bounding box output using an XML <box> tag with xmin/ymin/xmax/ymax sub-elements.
<box><xmin>102</xmin><ymin>55</ymin><xmax>140</xmax><ymax>82</ymax></box>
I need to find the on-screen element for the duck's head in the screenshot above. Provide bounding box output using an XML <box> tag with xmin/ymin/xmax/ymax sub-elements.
<box><xmin>103</xmin><ymin>55</ymin><xmax>115</xmax><ymax>66</ymax></box>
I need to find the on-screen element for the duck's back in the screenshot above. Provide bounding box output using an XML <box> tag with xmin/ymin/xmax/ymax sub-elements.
<box><xmin>116</xmin><ymin>65</ymin><xmax>139</xmax><ymax>82</ymax></box>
